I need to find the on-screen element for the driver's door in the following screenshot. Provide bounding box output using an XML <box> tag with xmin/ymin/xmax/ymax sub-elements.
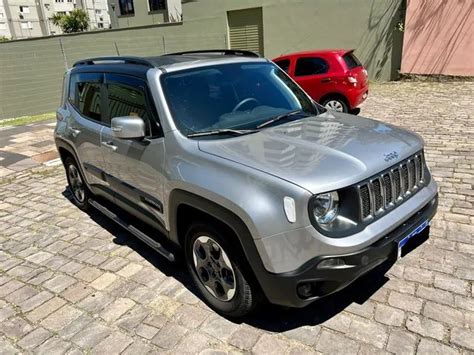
<box><xmin>100</xmin><ymin>74</ymin><xmax>167</xmax><ymax>227</ymax></box>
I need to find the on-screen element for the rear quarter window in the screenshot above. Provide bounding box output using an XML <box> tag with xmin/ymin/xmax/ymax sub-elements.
<box><xmin>342</xmin><ymin>52</ymin><xmax>362</xmax><ymax>69</ymax></box>
<box><xmin>274</xmin><ymin>59</ymin><xmax>290</xmax><ymax>73</ymax></box>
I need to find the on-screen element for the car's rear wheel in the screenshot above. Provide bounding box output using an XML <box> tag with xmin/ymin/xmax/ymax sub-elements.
<box><xmin>323</xmin><ymin>98</ymin><xmax>348</xmax><ymax>113</ymax></box>
<box><xmin>184</xmin><ymin>222</ymin><xmax>259</xmax><ymax>317</ymax></box>
<box><xmin>64</xmin><ymin>156</ymin><xmax>91</xmax><ymax>211</ymax></box>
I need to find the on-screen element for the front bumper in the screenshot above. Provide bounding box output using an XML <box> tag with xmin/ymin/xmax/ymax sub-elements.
<box><xmin>256</xmin><ymin>194</ymin><xmax>437</xmax><ymax>307</ymax></box>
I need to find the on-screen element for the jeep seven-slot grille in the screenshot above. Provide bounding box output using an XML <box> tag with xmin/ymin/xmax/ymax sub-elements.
<box><xmin>359</xmin><ymin>152</ymin><xmax>425</xmax><ymax>220</ymax></box>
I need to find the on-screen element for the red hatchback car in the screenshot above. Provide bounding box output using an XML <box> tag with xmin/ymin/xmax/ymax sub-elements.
<box><xmin>273</xmin><ymin>49</ymin><xmax>369</xmax><ymax>113</ymax></box>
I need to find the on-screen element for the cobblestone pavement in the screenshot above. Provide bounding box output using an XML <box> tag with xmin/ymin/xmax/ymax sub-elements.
<box><xmin>0</xmin><ymin>119</ymin><xmax>57</xmax><ymax>178</ymax></box>
<box><xmin>0</xmin><ymin>81</ymin><xmax>473</xmax><ymax>354</ymax></box>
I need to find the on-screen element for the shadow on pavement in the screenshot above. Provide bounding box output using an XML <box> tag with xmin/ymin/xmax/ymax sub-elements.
<box><xmin>63</xmin><ymin>187</ymin><xmax>391</xmax><ymax>332</ymax></box>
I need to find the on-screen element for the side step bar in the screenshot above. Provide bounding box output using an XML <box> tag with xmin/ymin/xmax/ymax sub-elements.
<box><xmin>89</xmin><ymin>199</ymin><xmax>175</xmax><ymax>262</ymax></box>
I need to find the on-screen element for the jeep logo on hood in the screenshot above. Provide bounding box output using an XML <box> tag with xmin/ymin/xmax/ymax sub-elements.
<box><xmin>384</xmin><ymin>151</ymin><xmax>399</xmax><ymax>162</ymax></box>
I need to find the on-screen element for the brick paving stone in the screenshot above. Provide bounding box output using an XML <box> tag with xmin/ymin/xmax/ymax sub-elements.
<box><xmin>17</xmin><ymin>327</ymin><xmax>52</xmax><ymax>350</ymax></box>
<box><xmin>416</xmin><ymin>285</ymin><xmax>454</xmax><ymax>306</ymax></box>
<box><xmin>58</xmin><ymin>314</ymin><xmax>93</xmax><ymax>340</ymax></box>
<box><xmin>151</xmin><ymin>322</ymin><xmax>188</xmax><ymax>349</ymax></box>
<box><xmin>17</xmin><ymin>290</ymin><xmax>53</xmax><ymax>312</ymax></box>
<box><xmin>0</xmin><ymin>317</ymin><xmax>33</xmax><ymax>339</ymax></box>
<box><xmin>77</xmin><ymin>291</ymin><xmax>114</xmax><ymax>314</ymax></box>
<box><xmin>405</xmin><ymin>314</ymin><xmax>446</xmax><ymax>340</ymax></box>
<box><xmin>450</xmin><ymin>327</ymin><xmax>474</xmax><ymax>351</ymax></box>
<box><xmin>175</xmin><ymin>331</ymin><xmax>218</xmax><ymax>353</ymax></box>
<box><xmin>42</xmin><ymin>274</ymin><xmax>76</xmax><ymax>293</ymax></box>
<box><xmin>423</xmin><ymin>302</ymin><xmax>465</xmax><ymax>327</ymax></box>
<box><xmin>388</xmin><ymin>291</ymin><xmax>423</xmax><ymax>314</ymax></box>
<box><xmin>0</xmin><ymin>280</ymin><xmax>24</xmax><ymax>297</ymax></box>
<box><xmin>71</xmin><ymin>322</ymin><xmax>112</xmax><ymax>350</ymax></box>
<box><xmin>117</xmin><ymin>263</ymin><xmax>143</xmax><ymax>278</ymax></box>
<box><xmin>315</xmin><ymin>330</ymin><xmax>360</xmax><ymax>354</ymax></box>
<box><xmin>26</xmin><ymin>297</ymin><xmax>66</xmax><ymax>323</ymax></box>
<box><xmin>374</xmin><ymin>304</ymin><xmax>405</xmax><ymax>326</ymax></box>
<box><xmin>74</xmin><ymin>266</ymin><xmax>103</xmax><ymax>282</ymax></box>
<box><xmin>386</xmin><ymin>330</ymin><xmax>417</xmax><ymax>355</ymax></box>
<box><xmin>434</xmin><ymin>273</ymin><xmax>469</xmax><ymax>295</ymax></box>
<box><xmin>116</xmin><ymin>306</ymin><xmax>151</xmax><ymax>333</ymax></box>
<box><xmin>100</xmin><ymin>297</ymin><xmax>135</xmax><ymax>323</ymax></box>
<box><xmin>454</xmin><ymin>295</ymin><xmax>474</xmax><ymax>312</ymax></box>
<box><xmin>417</xmin><ymin>338</ymin><xmax>460</xmax><ymax>355</ymax></box>
<box><xmin>0</xmin><ymin>302</ymin><xmax>15</xmax><ymax>322</ymax></box>
<box><xmin>173</xmin><ymin>304</ymin><xmax>211</xmax><ymax>329</ymax></box>
<box><xmin>252</xmin><ymin>333</ymin><xmax>290</xmax><ymax>354</ymax></box>
<box><xmin>90</xmin><ymin>332</ymin><xmax>133</xmax><ymax>354</ymax></box>
<box><xmin>346</xmin><ymin>315</ymin><xmax>388</xmax><ymax>349</ymax></box>
<box><xmin>135</xmin><ymin>323</ymin><xmax>160</xmax><ymax>340</ymax></box>
<box><xmin>89</xmin><ymin>272</ymin><xmax>117</xmax><ymax>290</ymax></box>
<box><xmin>200</xmin><ymin>314</ymin><xmax>240</xmax><ymax>342</ymax></box>
<box><xmin>121</xmin><ymin>339</ymin><xmax>153</xmax><ymax>355</ymax></box>
<box><xmin>283</xmin><ymin>325</ymin><xmax>320</xmax><ymax>346</ymax></box>
<box><xmin>228</xmin><ymin>325</ymin><xmax>262</xmax><ymax>351</ymax></box>
<box><xmin>40</xmin><ymin>305</ymin><xmax>83</xmax><ymax>332</ymax></box>
<box><xmin>60</xmin><ymin>282</ymin><xmax>93</xmax><ymax>303</ymax></box>
<box><xmin>35</xmin><ymin>336</ymin><xmax>72</xmax><ymax>355</ymax></box>
<box><xmin>5</xmin><ymin>285</ymin><xmax>38</xmax><ymax>305</ymax></box>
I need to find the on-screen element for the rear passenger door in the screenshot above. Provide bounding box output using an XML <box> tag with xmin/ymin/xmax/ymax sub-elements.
<box><xmin>293</xmin><ymin>56</ymin><xmax>331</xmax><ymax>101</ymax></box>
<box><xmin>99</xmin><ymin>74</ymin><xmax>167</xmax><ymax>227</ymax></box>
<box><xmin>67</xmin><ymin>73</ymin><xmax>109</xmax><ymax>191</ymax></box>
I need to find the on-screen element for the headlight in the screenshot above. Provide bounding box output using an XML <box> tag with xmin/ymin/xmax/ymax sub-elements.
<box><xmin>311</xmin><ymin>191</ymin><xmax>339</xmax><ymax>224</ymax></box>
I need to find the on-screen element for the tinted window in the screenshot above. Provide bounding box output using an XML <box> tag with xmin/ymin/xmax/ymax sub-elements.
<box><xmin>148</xmin><ymin>0</ymin><xmax>165</xmax><ymax>11</ymax></box>
<box><xmin>107</xmin><ymin>84</ymin><xmax>149</xmax><ymax>121</ymax></box>
<box><xmin>77</xmin><ymin>82</ymin><xmax>102</xmax><ymax>122</ymax></box>
<box><xmin>161</xmin><ymin>62</ymin><xmax>320</xmax><ymax>136</ymax></box>
<box><xmin>343</xmin><ymin>52</ymin><xmax>362</xmax><ymax>69</ymax></box>
<box><xmin>274</xmin><ymin>59</ymin><xmax>290</xmax><ymax>73</ymax></box>
<box><xmin>295</xmin><ymin>57</ymin><xmax>329</xmax><ymax>76</ymax></box>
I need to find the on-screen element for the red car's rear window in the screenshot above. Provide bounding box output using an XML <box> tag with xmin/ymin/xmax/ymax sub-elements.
<box><xmin>342</xmin><ymin>52</ymin><xmax>362</xmax><ymax>69</ymax></box>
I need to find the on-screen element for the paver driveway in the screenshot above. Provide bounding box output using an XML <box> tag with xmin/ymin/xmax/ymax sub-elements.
<box><xmin>0</xmin><ymin>81</ymin><xmax>473</xmax><ymax>354</ymax></box>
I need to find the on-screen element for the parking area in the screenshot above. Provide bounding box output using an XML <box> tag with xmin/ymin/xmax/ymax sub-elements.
<box><xmin>0</xmin><ymin>81</ymin><xmax>473</xmax><ymax>354</ymax></box>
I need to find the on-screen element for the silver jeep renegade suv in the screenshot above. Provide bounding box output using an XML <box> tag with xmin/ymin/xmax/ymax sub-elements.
<box><xmin>55</xmin><ymin>50</ymin><xmax>438</xmax><ymax>317</ymax></box>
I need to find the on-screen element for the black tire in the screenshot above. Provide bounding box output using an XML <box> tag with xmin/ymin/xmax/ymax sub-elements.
<box><xmin>184</xmin><ymin>222</ymin><xmax>259</xmax><ymax>318</ymax></box>
<box><xmin>322</xmin><ymin>97</ymin><xmax>349</xmax><ymax>113</ymax></box>
<box><xmin>64</xmin><ymin>156</ymin><xmax>91</xmax><ymax>211</ymax></box>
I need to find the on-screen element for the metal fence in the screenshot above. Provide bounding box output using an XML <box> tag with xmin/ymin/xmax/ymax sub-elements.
<box><xmin>0</xmin><ymin>26</ymin><xmax>226</xmax><ymax>119</ymax></box>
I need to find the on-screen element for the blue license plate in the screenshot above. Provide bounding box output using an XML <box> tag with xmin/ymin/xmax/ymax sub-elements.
<box><xmin>397</xmin><ymin>220</ymin><xmax>430</xmax><ymax>258</ymax></box>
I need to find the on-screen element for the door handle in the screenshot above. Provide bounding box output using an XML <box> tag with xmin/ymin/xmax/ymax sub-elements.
<box><xmin>69</xmin><ymin>127</ymin><xmax>81</xmax><ymax>137</ymax></box>
<box><xmin>321</xmin><ymin>78</ymin><xmax>331</xmax><ymax>83</ymax></box>
<box><xmin>101</xmin><ymin>141</ymin><xmax>117</xmax><ymax>151</ymax></box>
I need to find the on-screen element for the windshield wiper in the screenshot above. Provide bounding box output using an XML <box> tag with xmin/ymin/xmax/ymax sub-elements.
<box><xmin>187</xmin><ymin>128</ymin><xmax>258</xmax><ymax>138</ymax></box>
<box><xmin>256</xmin><ymin>110</ymin><xmax>305</xmax><ymax>129</ymax></box>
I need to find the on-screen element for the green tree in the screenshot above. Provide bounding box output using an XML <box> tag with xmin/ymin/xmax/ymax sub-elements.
<box><xmin>0</xmin><ymin>36</ymin><xmax>10</xmax><ymax>42</ymax></box>
<box><xmin>51</xmin><ymin>9</ymin><xmax>89</xmax><ymax>33</ymax></box>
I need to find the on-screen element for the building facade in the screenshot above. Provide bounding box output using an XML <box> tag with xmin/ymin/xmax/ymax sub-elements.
<box><xmin>111</xmin><ymin>0</ymin><xmax>181</xmax><ymax>28</ymax></box>
<box><xmin>0</xmin><ymin>0</ymin><xmax>111</xmax><ymax>39</ymax></box>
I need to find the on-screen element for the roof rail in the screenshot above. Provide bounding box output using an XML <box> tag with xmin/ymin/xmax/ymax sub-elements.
<box><xmin>73</xmin><ymin>56</ymin><xmax>154</xmax><ymax>68</ymax></box>
<box><xmin>163</xmin><ymin>49</ymin><xmax>260</xmax><ymax>58</ymax></box>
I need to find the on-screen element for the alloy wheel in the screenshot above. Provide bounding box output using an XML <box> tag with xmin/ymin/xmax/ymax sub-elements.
<box><xmin>192</xmin><ymin>236</ymin><xmax>236</xmax><ymax>301</ymax></box>
<box><xmin>68</xmin><ymin>164</ymin><xmax>85</xmax><ymax>203</ymax></box>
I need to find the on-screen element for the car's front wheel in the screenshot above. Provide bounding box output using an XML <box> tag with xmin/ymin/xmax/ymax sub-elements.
<box><xmin>64</xmin><ymin>156</ymin><xmax>91</xmax><ymax>211</ymax></box>
<box><xmin>184</xmin><ymin>223</ymin><xmax>259</xmax><ymax>317</ymax></box>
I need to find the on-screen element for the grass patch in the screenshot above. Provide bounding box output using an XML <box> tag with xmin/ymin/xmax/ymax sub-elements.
<box><xmin>0</xmin><ymin>112</ymin><xmax>55</xmax><ymax>128</ymax></box>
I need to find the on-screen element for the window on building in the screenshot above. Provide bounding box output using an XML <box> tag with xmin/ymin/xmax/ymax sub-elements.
<box><xmin>56</xmin><ymin>11</ymin><xmax>66</xmax><ymax>16</ymax></box>
<box><xmin>274</xmin><ymin>59</ymin><xmax>290</xmax><ymax>73</ymax></box>
<box><xmin>0</xmin><ymin>11</ymin><xmax>4</xmax><ymax>18</ymax></box>
<box><xmin>148</xmin><ymin>0</ymin><xmax>165</xmax><ymax>12</ymax></box>
<box><xmin>95</xmin><ymin>9</ymin><xmax>101</xmax><ymax>14</ymax></box>
<box><xmin>19</xmin><ymin>6</ymin><xmax>30</xmax><ymax>13</ymax></box>
<box><xmin>295</xmin><ymin>57</ymin><xmax>329</xmax><ymax>76</ymax></box>
<box><xmin>20</xmin><ymin>21</ymin><xmax>33</xmax><ymax>29</ymax></box>
<box><xmin>118</xmin><ymin>0</ymin><xmax>134</xmax><ymax>15</ymax></box>
<box><xmin>77</xmin><ymin>82</ymin><xmax>102</xmax><ymax>122</ymax></box>
<box><xmin>0</xmin><ymin>22</ymin><xmax>6</xmax><ymax>30</ymax></box>
<box><xmin>97</xmin><ymin>22</ymin><xmax>104</xmax><ymax>28</ymax></box>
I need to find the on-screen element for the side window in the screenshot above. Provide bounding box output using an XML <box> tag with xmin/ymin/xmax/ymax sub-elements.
<box><xmin>274</xmin><ymin>59</ymin><xmax>290</xmax><ymax>73</ymax></box>
<box><xmin>68</xmin><ymin>74</ymin><xmax>78</xmax><ymax>105</ymax></box>
<box><xmin>77</xmin><ymin>82</ymin><xmax>102</xmax><ymax>122</ymax></box>
<box><xmin>295</xmin><ymin>57</ymin><xmax>329</xmax><ymax>76</ymax></box>
<box><xmin>105</xmin><ymin>74</ymin><xmax>161</xmax><ymax>137</ymax></box>
<box><xmin>107</xmin><ymin>84</ymin><xmax>149</xmax><ymax>121</ymax></box>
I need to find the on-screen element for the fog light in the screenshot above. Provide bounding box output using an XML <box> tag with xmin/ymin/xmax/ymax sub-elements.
<box><xmin>317</xmin><ymin>258</ymin><xmax>346</xmax><ymax>269</ymax></box>
<box><xmin>297</xmin><ymin>283</ymin><xmax>312</xmax><ymax>298</ymax></box>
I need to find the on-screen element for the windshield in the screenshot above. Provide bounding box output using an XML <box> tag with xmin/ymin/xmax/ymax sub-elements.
<box><xmin>161</xmin><ymin>62</ymin><xmax>321</xmax><ymax>136</ymax></box>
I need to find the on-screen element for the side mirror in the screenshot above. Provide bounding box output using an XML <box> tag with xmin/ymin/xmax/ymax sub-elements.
<box><xmin>111</xmin><ymin>116</ymin><xmax>145</xmax><ymax>139</ymax></box>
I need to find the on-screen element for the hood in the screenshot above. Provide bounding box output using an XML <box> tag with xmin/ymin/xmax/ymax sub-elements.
<box><xmin>198</xmin><ymin>112</ymin><xmax>424</xmax><ymax>194</ymax></box>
